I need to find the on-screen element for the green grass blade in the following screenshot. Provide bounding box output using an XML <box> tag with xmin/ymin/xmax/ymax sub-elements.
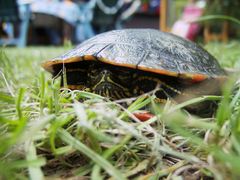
<box><xmin>195</xmin><ymin>15</ymin><xmax>240</xmax><ymax>25</ymax></box>
<box><xmin>57</xmin><ymin>128</ymin><xmax>126</xmax><ymax>180</ymax></box>
<box><xmin>216</xmin><ymin>79</ymin><xmax>234</xmax><ymax>127</ymax></box>
<box><xmin>39</xmin><ymin>72</ymin><xmax>46</xmax><ymax>115</ymax></box>
<box><xmin>0</xmin><ymin>92</ymin><xmax>15</xmax><ymax>104</ymax></box>
<box><xmin>213</xmin><ymin>148</ymin><xmax>240</xmax><ymax>174</ymax></box>
<box><xmin>25</xmin><ymin>140</ymin><xmax>45</xmax><ymax>180</ymax></box>
<box><xmin>8</xmin><ymin>159</ymin><xmax>46</xmax><ymax>169</ymax></box>
<box><xmin>91</xmin><ymin>135</ymin><xmax>132</xmax><ymax>180</ymax></box>
<box><xmin>16</xmin><ymin>88</ymin><xmax>25</xmax><ymax>119</ymax></box>
<box><xmin>75</xmin><ymin>90</ymin><xmax>104</xmax><ymax>99</ymax></box>
<box><xmin>119</xmin><ymin>96</ymin><xmax>151</xmax><ymax>119</ymax></box>
<box><xmin>171</xmin><ymin>95</ymin><xmax>222</xmax><ymax>112</ymax></box>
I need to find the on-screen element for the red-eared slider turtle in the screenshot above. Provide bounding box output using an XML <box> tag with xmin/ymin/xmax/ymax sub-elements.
<box><xmin>42</xmin><ymin>29</ymin><xmax>226</xmax><ymax>115</ymax></box>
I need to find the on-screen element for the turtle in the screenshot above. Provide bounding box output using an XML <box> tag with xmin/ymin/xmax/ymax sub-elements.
<box><xmin>42</xmin><ymin>29</ymin><xmax>226</xmax><ymax>115</ymax></box>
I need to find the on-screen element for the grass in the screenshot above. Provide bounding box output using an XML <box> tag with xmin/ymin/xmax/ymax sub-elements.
<box><xmin>0</xmin><ymin>41</ymin><xmax>240</xmax><ymax>180</ymax></box>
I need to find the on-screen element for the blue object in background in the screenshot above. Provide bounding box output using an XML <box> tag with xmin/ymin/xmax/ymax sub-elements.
<box><xmin>0</xmin><ymin>0</ymin><xmax>31</xmax><ymax>47</ymax></box>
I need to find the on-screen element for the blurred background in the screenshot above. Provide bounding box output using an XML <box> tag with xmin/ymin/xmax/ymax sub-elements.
<box><xmin>0</xmin><ymin>0</ymin><xmax>239</xmax><ymax>47</ymax></box>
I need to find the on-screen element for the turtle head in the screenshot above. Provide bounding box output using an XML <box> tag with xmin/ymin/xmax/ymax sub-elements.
<box><xmin>87</xmin><ymin>63</ymin><xmax>134</xmax><ymax>99</ymax></box>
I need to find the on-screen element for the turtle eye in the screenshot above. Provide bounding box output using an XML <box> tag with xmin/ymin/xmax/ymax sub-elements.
<box><xmin>88</xmin><ymin>69</ymin><xmax>99</xmax><ymax>78</ymax></box>
<box><xmin>87</xmin><ymin>63</ymin><xmax>102</xmax><ymax>78</ymax></box>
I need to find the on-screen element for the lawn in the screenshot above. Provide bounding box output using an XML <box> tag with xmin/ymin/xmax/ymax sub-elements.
<box><xmin>0</xmin><ymin>41</ymin><xmax>240</xmax><ymax>180</ymax></box>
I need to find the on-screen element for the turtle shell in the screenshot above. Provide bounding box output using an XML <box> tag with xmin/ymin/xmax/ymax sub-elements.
<box><xmin>42</xmin><ymin>29</ymin><xmax>226</xmax><ymax>81</ymax></box>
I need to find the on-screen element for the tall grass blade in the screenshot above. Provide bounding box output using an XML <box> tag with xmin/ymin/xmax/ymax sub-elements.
<box><xmin>196</xmin><ymin>15</ymin><xmax>240</xmax><ymax>25</ymax></box>
<box><xmin>57</xmin><ymin>128</ymin><xmax>126</xmax><ymax>180</ymax></box>
<box><xmin>25</xmin><ymin>140</ymin><xmax>45</xmax><ymax>180</ymax></box>
<box><xmin>91</xmin><ymin>135</ymin><xmax>132</xmax><ymax>180</ymax></box>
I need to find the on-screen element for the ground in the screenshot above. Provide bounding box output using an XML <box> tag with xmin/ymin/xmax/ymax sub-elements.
<box><xmin>0</xmin><ymin>41</ymin><xmax>240</xmax><ymax>179</ymax></box>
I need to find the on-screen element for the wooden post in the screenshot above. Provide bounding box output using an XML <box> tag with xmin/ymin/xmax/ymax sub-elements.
<box><xmin>160</xmin><ymin>0</ymin><xmax>167</xmax><ymax>31</ymax></box>
<box><xmin>204</xmin><ymin>21</ymin><xmax>229</xmax><ymax>43</ymax></box>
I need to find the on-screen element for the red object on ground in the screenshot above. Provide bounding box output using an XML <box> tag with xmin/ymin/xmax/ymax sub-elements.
<box><xmin>133</xmin><ymin>112</ymin><xmax>155</xmax><ymax>122</ymax></box>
